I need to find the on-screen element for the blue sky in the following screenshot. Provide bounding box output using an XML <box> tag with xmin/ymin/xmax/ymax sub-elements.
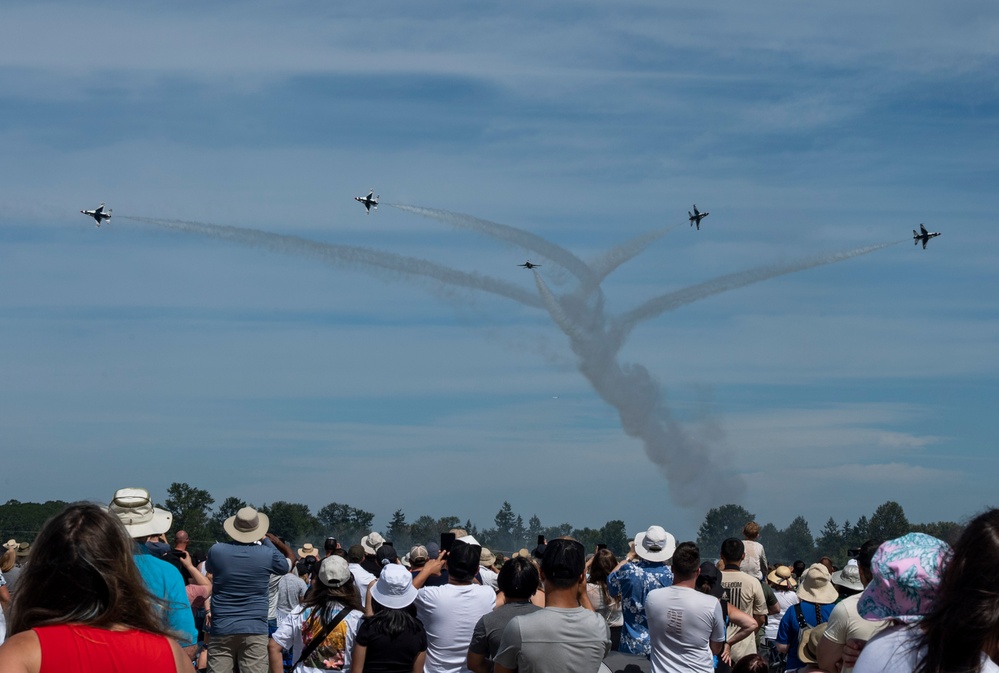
<box><xmin>1</xmin><ymin>1</ymin><xmax>997</xmax><ymax>543</ymax></box>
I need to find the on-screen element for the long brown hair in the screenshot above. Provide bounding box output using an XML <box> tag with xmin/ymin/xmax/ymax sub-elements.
<box><xmin>916</xmin><ymin>509</ymin><xmax>999</xmax><ymax>673</ymax></box>
<box><xmin>588</xmin><ymin>548</ymin><xmax>619</xmax><ymax>606</ymax></box>
<box><xmin>8</xmin><ymin>503</ymin><xmax>177</xmax><ymax>638</ymax></box>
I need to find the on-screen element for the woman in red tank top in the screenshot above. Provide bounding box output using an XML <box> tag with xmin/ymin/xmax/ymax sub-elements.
<box><xmin>0</xmin><ymin>504</ymin><xmax>188</xmax><ymax>673</ymax></box>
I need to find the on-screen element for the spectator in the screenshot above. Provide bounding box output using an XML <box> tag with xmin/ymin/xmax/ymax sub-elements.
<box><xmin>740</xmin><ymin>523</ymin><xmax>768</xmax><ymax>582</ymax></box>
<box><xmin>270</xmin><ymin>555</ymin><xmax>364</xmax><ymax>673</ymax></box>
<box><xmin>324</xmin><ymin>537</ymin><xmax>340</xmax><ymax>558</ymax></box>
<box><xmin>408</xmin><ymin>545</ymin><xmax>429</xmax><ymax>579</ymax></box>
<box><xmin>174</xmin><ymin>530</ymin><xmax>190</xmax><ymax>553</ymax></box>
<box><xmin>0</xmin><ymin>555</ymin><xmax>9</xmax><ymax>645</ymax></box>
<box><xmin>696</xmin><ymin>561</ymin><xmax>759</xmax><ymax>671</ymax></box>
<box><xmin>775</xmin><ymin>563</ymin><xmax>838</xmax><ymax>672</ymax></box>
<box><xmin>361</xmin><ymin>533</ymin><xmax>386</xmax><ymax>577</ymax></box>
<box><xmin>478</xmin><ymin>548</ymin><xmax>499</xmax><ymax>591</ymax></box>
<box><xmin>413</xmin><ymin>538</ymin><xmax>496</xmax><ymax>673</ymax></box>
<box><xmin>608</xmin><ymin>524</ymin><xmax>676</xmax><ymax>656</ymax></box>
<box><xmin>348</xmin><ymin>544</ymin><xmax>377</xmax><ymax>608</ymax></box>
<box><xmin>467</xmin><ymin>556</ymin><xmax>542</xmax><ymax>673</ymax></box>
<box><xmin>646</xmin><ymin>542</ymin><xmax>728</xmax><ymax>673</ymax></box>
<box><xmin>107</xmin><ymin>487</ymin><xmax>197</xmax><ymax>658</ymax></box>
<box><xmin>719</xmin><ymin>538</ymin><xmax>768</xmax><ymax>664</ymax></box>
<box><xmin>818</xmin><ymin>541</ymin><xmax>889</xmax><ymax>673</ymax></box>
<box><xmin>206</xmin><ymin>506</ymin><xmax>293</xmax><ymax>673</ymax></box>
<box><xmin>764</xmin><ymin>566</ymin><xmax>799</xmax><ymax>667</ymax></box>
<box><xmin>585</xmin><ymin>547</ymin><xmax>623</xmax><ymax>651</ymax></box>
<box><xmin>352</xmin><ymin>564</ymin><xmax>427</xmax><ymax>673</ymax></box>
<box><xmin>791</xmin><ymin>561</ymin><xmax>806</xmax><ymax>583</ymax></box>
<box><xmin>851</xmin><ymin>531</ymin><xmax>956</xmax><ymax>673</ymax></box>
<box><xmin>0</xmin><ymin>503</ymin><xmax>188</xmax><ymax>671</ymax></box>
<box><xmin>493</xmin><ymin>538</ymin><xmax>609</xmax><ymax>673</ymax></box>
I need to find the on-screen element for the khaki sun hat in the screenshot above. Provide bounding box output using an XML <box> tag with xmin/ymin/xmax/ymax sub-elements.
<box><xmin>223</xmin><ymin>507</ymin><xmax>270</xmax><ymax>544</ymax></box>
<box><xmin>108</xmin><ymin>487</ymin><xmax>173</xmax><ymax>538</ymax></box>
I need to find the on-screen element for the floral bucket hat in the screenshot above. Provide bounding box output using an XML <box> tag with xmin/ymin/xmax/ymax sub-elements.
<box><xmin>857</xmin><ymin>532</ymin><xmax>951</xmax><ymax>623</ymax></box>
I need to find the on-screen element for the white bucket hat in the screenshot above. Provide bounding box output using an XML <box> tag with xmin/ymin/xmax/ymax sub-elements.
<box><xmin>223</xmin><ymin>506</ymin><xmax>270</xmax><ymax>544</ymax></box>
<box><xmin>634</xmin><ymin>525</ymin><xmax>676</xmax><ymax>563</ymax></box>
<box><xmin>369</xmin><ymin>563</ymin><xmax>419</xmax><ymax>609</ymax></box>
<box><xmin>831</xmin><ymin>559</ymin><xmax>865</xmax><ymax>592</ymax></box>
<box><xmin>108</xmin><ymin>488</ymin><xmax>173</xmax><ymax>538</ymax></box>
<box><xmin>361</xmin><ymin>532</ymin><xmax>386</xmax><ymax>555</ymax></box>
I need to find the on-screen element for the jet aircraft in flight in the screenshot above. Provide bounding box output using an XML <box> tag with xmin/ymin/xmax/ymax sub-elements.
<box><xmin>354</xmin><ymin>191</ymin><xmax>379</xmax><ymax>213</ymax></box>
<box><xmin>913</xmin><ymin>224</ymin><xmax>941</xmax><ymax>249</ymax></box>
<box><xmin>688</xmin><ymin>204</ymin><xmax>709</xmax><ymax>230</ymax></box>
<box><xmin>80</xmin><ymin>203</ymin><xmax>112</xmax><ymax>227</ymax></box>
<box><xmin>519</xmin><ymin>261</ymin><xmax>541</xmax><ymax>269</ymax></box>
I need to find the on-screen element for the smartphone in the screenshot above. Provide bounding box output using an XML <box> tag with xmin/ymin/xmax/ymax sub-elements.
<box><xmin>597</xmin><ymin>543</ymin><xmax>607</xmax><ymax>551</ymax></box>
<box><xmin>440</xmin><ymin>532</ymin><xmax>456</xmax><ymax>552</ymax></box>
<box><xmin>537</xmin><ymin>535</ymin><xmax>546</xmax><ymax>545</ymax></box>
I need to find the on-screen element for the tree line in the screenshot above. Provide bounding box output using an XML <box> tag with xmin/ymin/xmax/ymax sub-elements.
<box><xmin>695</xmin><ymin>501</ymin><xmax>964</xmax><ymax>567</ymax></box>
<box><xmin>1</xmin><ymin>487</ymin><xmax>963</xmax><ymax>564</ymax></box>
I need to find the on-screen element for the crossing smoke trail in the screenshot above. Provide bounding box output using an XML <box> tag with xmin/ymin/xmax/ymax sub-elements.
<box><xmin>119</xmin><ymin>215</ymin><xmax>543</xmax><ymax>309</ymax></box>
<box><xmin>122</xmin><ymin>211</ymin><xmax>897</xmax><ymax>510</ymax></box>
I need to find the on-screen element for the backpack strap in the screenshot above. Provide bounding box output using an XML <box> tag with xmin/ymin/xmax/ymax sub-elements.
<box><xmin>814</xmin><ymin>602</ymin><xmax>825</xmax><ymax>625</ymax></box>
<box><xmin>794</xmin><ymin>603</ymin><xmax>808</xmax><ymax>629</ymax></box>
<box><xmin>293</xmin><ymin>605</ymin><xmax>352</xmax><ymax>668</ymax></box>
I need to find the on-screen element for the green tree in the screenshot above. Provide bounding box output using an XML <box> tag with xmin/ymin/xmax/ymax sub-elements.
<box><xmin>814</xmin><ymin>517</ymin><xmax>845</xmax><ymax>566</ymax></box>
<box><xmin>910</xmin><ymin>521</ymin><xmax>963</xmax><ymax>545</ymax></box>
<box><xmin>488</xmin><ymin>502</ymin><xmax>517</xmax><ymax>551</ymax></box>
<box><xmin>760</xmin><ymin>523</ymin><xmax>785</xmax><ymax>563</ymax></box>
<box><xmin>526</xmin><ymin>515</ymin><xmax>545</xmax><ymax>543</ymax></box>
<box><xmin>0</xmin><ymin>499</ymin><xmax>68</xmax><ymax>542</ymax></box>
<box><xmin>782</xmin><ymin>516</ymin><xmax>815</xmax><ymax>563</ymax></box>
<box><xmin>513</xmin><ymin>515</ymin><xmax>528</xmax><ymax>551</ymax></box>
<box><xmin>599</xmin><ymin>520</ymin><xmax>630</xmax><ymax>557</ymax></box>
<box><xmin>387</xmin><ymin>509</ymin><xmax>410</xmax><ymax>550</ymax></box>
<box><xmin>868</xmin><ymin>501</ymin><xmax>910</xmax><ymax>542</ymax></box>
<box><xmin>848</xmin><ymin>516</ymin><xmax>870</xmax><ymax>549</ymax></box>
<box><xmin>164</xmin><ymin>482</ymin><xmax>215</xmax><ymax>547</ymax></box>
<box><xmin>407</xmin><ymin>515</ymin><xmax>462</xmax><ymax>548</ymax></box>
<box><xmin>210</xmin><ymin>496</ymin><xmax>247</xmax><ymax>540</ymax></box>
<box><xmin>696</xmin><ymin>504</ymin><xmax>755</xmax><ymax>559</ymax></box>
<box><xmin>259</xmin><ymin>501</ymin><xmax>319</xmax><ymax>544</ymax></box>
<box><xmin>316</xmin><ymin>502</ymin><xmax>374</xmax><ymax>546</ymax></box>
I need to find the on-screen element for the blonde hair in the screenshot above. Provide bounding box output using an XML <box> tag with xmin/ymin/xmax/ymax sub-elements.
<box><xmin>744</xmin><ymin>522</ymin><xmax>760</xmax><ymax>539</ymax></box>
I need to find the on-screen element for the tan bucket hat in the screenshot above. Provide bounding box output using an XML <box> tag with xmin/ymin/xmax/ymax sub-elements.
<box><xmin>223</xmin><ymin>507</ymin><xmax>270</xmax><ymax>543</ymax></box>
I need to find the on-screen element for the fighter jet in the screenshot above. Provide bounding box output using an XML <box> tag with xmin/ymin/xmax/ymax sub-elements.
<box><xmin>519</xmin><ymin>261</ymin><xmax>541</xmax><ymax>269</ymax></box>
<box><xmin>688</xmin><ymin>204</ymin><xmax>709</xmax><ymax>230</ymax></box>
<box><xmin>354</xmin><ymin>191</ymin><xmax>379</xmax><ymax>213</ymax></box>
<box><xmin>80</xmin><ymin>203</ymin><xmax>112</xmax><ymax>227</ymax></box>
<box><xmin>913</xmin><ymin>224</ymin><xmax>941</xmax><ymax>249</ymax></box>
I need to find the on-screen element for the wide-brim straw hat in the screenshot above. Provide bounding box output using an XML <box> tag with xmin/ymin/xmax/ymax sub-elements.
<box><xmin>797</xmin><ymin>563</ymin><xmax>839</xmax><ymax>604</ymax></box>
<box><xmin>767</xmin><ymin>565</ymin><xmax>798</xmax><ymax>589</ymax></box>
<box><xmin>297</xmin><ymin>543</ymin><xmax>320</xmax><ymax>559</ymax></box>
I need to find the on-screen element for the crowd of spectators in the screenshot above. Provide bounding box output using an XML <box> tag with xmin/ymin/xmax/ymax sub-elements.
<box><xmin>0</xmin><ymin>492</ymin><xmax>996</xmax><ymax>673</ymax></box>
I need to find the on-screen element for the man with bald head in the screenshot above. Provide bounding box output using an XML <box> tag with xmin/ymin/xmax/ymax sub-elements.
<box><xmin>174</xmin><ymin>530</ymin><xmax>190</xmax><ymax>552</ymax></box>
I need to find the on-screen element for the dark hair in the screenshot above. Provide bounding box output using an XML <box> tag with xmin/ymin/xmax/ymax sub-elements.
<box><xmin>671</xmin><ymin>542</ymin><xmax>700</xmax><ymax>579</ymax></box>
<box><xmin>324</xmin><ymin>537</ymin><xmax>338</xmax><ymax>554</ymax></box>
<box><xmin>347</xmin><ymin>544</ymin><xmax>365</xmax><ymax>564</ymax></box>
<box><xmin>856</xmin><ymin>539</ymin><xmax>881</xmax><ymax>575</ymax></box>
<box><xmin>497</xmin><ymin>556</ymin><xmax>540</xmax><ymax>600</ymax></box>
<box><xmin>366</xmin><ymin>600</ymin><xmax>424</xmax><ymax>640</ymax></box>
<box><xmin>915</xmin><ymin>509</ymin><xmax>999</xmax><ymax>673</ymax></box>
<box><xmin>731</xmin><ymin>654</ymin><xmax>768</xmax><ymax>673</ymax></box>
<box><xmin>721</xmin><ymin>538</ymin><xmax>744</xmax><ymax>563</ymax></box>
<box><xmin>541</xmin><ymin>538</ymin><xmax>585</xmax><ymax>590</ymax></box>
<box><xmin>9</xmin><ymin>503</ymin><xmax>177</xmax><ymax>638</ymax></box>
<box><xmin>792</xmin><ymin>560</ymin><xmax>806</xmax><ymax>576</ymax></box>
<box><xmin>587</xmin><ymin>548</ymin><xmax>619</xmax><ymax>606</ymax></box>
<box><xmin>302</xmin><ymin>570</ymin><xmax>362</xmax><ymax>621</ymax></box>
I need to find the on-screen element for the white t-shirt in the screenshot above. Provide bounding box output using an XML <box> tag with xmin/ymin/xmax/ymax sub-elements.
<box><xmin>271</xmin><ymin>603</ymin><xmax>364</xmax><ymax>673</ymax></box>
<box><xmin>479</xmin><ymin>566</ymin><xmax>499</xmax><ymax>591</ymax></box>
<box><xmin>765</xmin><ymin>590</ymin><xmax>799</xmax><ymax>641</ymax></box>
<box><xmin>740</xmin><ymin>540</ymin><xmax>766</xmax><ymax>580</ymax></box>
<box><xmin>646</xmin><ymin>585</ymin><xmax>727</xmax><ymax>673</ymax></box>
<box><xmin>854</xmin><ymin>624</ymin><xmax>999</xmax><ymax>673</ymax></box>
<box><xmin>348</xmin><ymin>563</ymin><xmax>376</xmax><ymax>608</ymax></box>
<box><xmin>415</xmin><ymin>583</ymin><xmax>496</xmax><ymax>673</ymax></box>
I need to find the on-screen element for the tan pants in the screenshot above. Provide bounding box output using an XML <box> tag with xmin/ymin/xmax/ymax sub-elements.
<box><xmin>207</xmin><ymin>634</ymin><xmax>269</xmax><ymax>673</ymax></box>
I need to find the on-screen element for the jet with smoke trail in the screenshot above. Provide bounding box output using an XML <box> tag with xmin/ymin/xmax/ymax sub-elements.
<box><xmin>121</xmin><ymin>210</ymin><xmax>899</xmax><ymax>510</ymax></box>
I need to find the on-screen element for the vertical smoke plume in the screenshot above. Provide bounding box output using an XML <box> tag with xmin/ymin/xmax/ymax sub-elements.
<box><xmin>121</xmin><ymin>211</ymin><xmax>898</xmax><ymax>510</ymax></box>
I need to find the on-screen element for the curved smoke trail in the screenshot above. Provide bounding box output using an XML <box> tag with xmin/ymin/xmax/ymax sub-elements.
<box><xmin>119</xmin><ymin>215</ymin><xmax>544</xmax><ymax>309</ymax></box>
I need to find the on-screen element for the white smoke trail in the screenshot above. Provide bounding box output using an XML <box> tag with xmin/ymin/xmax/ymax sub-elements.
<box><xmin>614</xmin><ymin>241</ymin><xmax>902</xmax><ymax>341</ymax></box>
<box><xmin>118</xmin><ymin>215</ymin><xmax>544</xmax><ymax>309</ymax></box>
<box><xmin>586</xmin><ymin>225</ymin><xmax>681</xmax><ymax>289</ymax></box>
<box><xmin>389</xmin><ymin>204</ymin><xmax>597</xmax><ymax>285</ymax></box>
<box><xmin>534</xmin><ymin>271</ymin><xmax>746</xmax><ymax>508</ymax></box>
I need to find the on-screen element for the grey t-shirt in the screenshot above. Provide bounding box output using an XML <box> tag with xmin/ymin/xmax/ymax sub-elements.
<box><xmin>469</xmin><ymin>601</ymin><xmax>542</xmax><ymax>660</ymax></box>
<box><xmin>206</xmin><ymin>538</ymin><xmax>290</xmax><ymax>636</ymax></box>
<box><xmin>495</xmin><ymin>606</ymin><xmax>611</xmax><ymax>673</ymax></box>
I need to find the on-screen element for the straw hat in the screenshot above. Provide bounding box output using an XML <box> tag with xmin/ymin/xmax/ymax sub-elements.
<box><xmin>767</xmin><ymin>565</ymin><xmax>798</xmax><ymax>589</ymax></box>
<box><xmin>297</xmin><ymin>542</ymin><xmax>320</xmax><ymax>559</ymax></box>
<box><xmin>223</xmin><ymin>507</ymin><xmax>270</xmax><ymax>544</ymax></box>
<box><xmin>797</xmin><ymin>563</ymin><xmax>839</xmax><ymax>604</ymax></box>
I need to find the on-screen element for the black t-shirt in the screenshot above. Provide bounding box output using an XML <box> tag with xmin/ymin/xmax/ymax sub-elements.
<box><xmin>355</xmin><ymin>617</ymin><xmax>427</xmax><ymax>673</ymax></box>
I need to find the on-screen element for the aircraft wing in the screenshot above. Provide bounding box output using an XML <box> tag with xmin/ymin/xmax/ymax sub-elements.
<box><xmin>922</xmin><ymin>238</ymin><xmax>928</xmax><ymax>249</ymax></box>
<box><xmin>920</xmin><ymin>224</ymin><xmax>928</xmax><ymax>235</ymax></box>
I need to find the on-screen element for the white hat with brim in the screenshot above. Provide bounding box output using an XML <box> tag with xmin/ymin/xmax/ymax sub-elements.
<box><xmin>108</xmin><ymin>488</ymin><xmax>173</xmax><ymax>538</ymax></box>
<box><xmin>634</xmin><ymin>525</ymin><xmax>676</xmax><ymax>563</ymax></box>
<box><xmin>297</xmin><ymin>543</ymin><xmax>320</xmax><ymax>559</ymax></box>
<box><xmin>370</xmin><ymin>564</ymin><xmax>419</xmax><ymax>609</ymax></box>
<box><xmin>3</xmin><ymin>539</ymin><xmax>17</xmax><ymax>551</ymax></box>
<box><xmin>361</xmin><ymin>532</ymin><xmax>386</xmax><ymax>555</ymax></box>
<box><xmin>831</xmin><ymin>559</ymin><xmax>864</xmax><ymax>592</ymax></box>
<box><xmin>798</xmin><ymin>563</ymin><xmax>840</xmax><ymax>604</ymax></box>
<box><xmin>223</xmin><ymin>507</ymin><xmax>270</xmax><ymax>544</ymax></box>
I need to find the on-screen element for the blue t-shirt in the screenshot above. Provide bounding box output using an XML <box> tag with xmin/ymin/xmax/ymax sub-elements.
<box><xmin>607</xmin><ymin>559</ymin><xmax>674</xmax><ymax>656</ymax></box>
<box><xmin>206</xmin><ymin>538</ymin><xmax>290</xmax><ymax>636</ymax></box>
<box><xmin>776</xmin><ymin>600</ymin><xmax>836</xmax><ymax>671</ymax></box>
<box><xmin>133</xmin><ymin>546</ymin><xmax>197</xmax><ymax>647</ymax></box>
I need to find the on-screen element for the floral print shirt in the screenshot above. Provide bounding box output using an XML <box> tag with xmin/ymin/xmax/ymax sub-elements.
<box><xmin>607</xmin><ymin>559</ymin><xmax>674</xmax><ymax>656</ymax></box>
